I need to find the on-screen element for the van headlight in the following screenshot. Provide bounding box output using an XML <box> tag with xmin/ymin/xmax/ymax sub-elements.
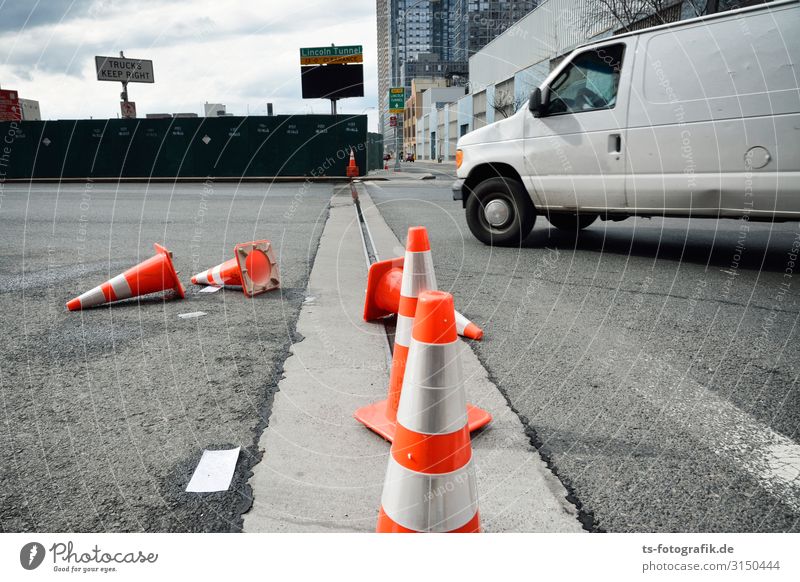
<box><xmin>456</xmin><ymin>149</ymin><xmax>463</xmax><ymax>169</ymax></box>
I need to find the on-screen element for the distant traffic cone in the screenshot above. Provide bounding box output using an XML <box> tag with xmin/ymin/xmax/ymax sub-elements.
<box><xmin>191</xmin><ymin>240</ymin><xmax>280</xmax><ymax>297</ymax></box>
<box><xmin>376</xmin><ymin>290</ymin><xmax>480</xmax><ymax>533</ymax></box>
<box><xmin>346</xmin><ymin>148</ymin><xmax>359</xmax><ymax>178</ymax></box>
<box><xmin>363</xmin><ymin>256</ymin><xmax>483</xmax><ymax>340</ymax></box>
<box><xmin>66</xmin><ymin>243</ymin><xmax>185</xmax><ymax>311</ymax></box>
<box><xmin>355</xmin><ymin>226</ymin><xmax>491</xmax><ymax>442</ymax></box>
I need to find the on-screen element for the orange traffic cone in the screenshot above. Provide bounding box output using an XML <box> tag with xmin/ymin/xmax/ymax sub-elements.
<box><xmin>346</xmin><ymin>148</ymin><xmax>359</xmax><ymax>178</ymax></box>
<box><xmin>363</xmin><ymin>256</ymin><xmax>483</xmax><ymax>340</ymax></box>
<box><xmin>66</xmin><ymin>243</ymin><xmax>185</xmax><ymax>311</ymax></box>
<box><xmin>376</xmin><ymin>290</ymin><xmax>480</xmax><ymax>533</ymax></box>
<box><xmin>191</xmin><ymin>240</ymin><xmax>280</xmax><ymax>297</ymax></box>
<box><xmin>355</xmin><ymin>226</ymin><xmax>491</xmax><ymax>442</ymax></box>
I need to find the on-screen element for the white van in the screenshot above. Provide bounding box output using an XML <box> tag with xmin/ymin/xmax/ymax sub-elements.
<box><xmin>453</xmin><ymin>0</ymin><xmax>800</xmax><ymax>245</ymax></box>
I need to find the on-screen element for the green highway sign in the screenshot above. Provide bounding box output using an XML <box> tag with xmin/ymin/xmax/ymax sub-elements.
<box><xmin>388</xmin><ymin>87</ymin><xmax>405</xmax><ymax>114</ymax></box>
<box><xmin>300</xmin><ymin>45</ymin><xmax>363</xmax><ymax>65</ymax></box>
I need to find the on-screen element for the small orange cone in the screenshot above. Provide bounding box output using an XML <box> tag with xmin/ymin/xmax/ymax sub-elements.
<box><xmin>376</xmin><ymin>290</ymin><xmax>480</xmax><ymax>533</ymax></box>
<box><xmin>346</xmin><ymin>148</ymin><xmax>359</xmax><ymax>178</ymax></box>
<box><xmin>355</xmin><ymin>226</ymin><xmax>491</xmax><ymax>442</ymax></box>
<box><xmin>363</xmin><ymin>257</ymin><xmax>483</xmax><ymax>340</ymax></box>
<box><xmin>191</xmin><ymin>240</ymin><xmax>280</xmax><ymax>297</ymax></box>
<box><xmin>66</xmin><ymin>243</ymin><xmax>185</xmax><ymax>311</ymax></box>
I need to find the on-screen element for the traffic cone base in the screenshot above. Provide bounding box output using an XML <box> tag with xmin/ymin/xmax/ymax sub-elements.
<box><xmin>66</xmin><ymin>243</ymin><xmax>184</xmax><ymax>311</ymax></box>
<box><xmin>234</xmin><ymin>240</ymin><xmax>280</xmax><ymax>297</ymax></box>
<box><xmin>191</xmin><ymin>240</ymin><xmax>280</xmax><ymax>297</ymax></box>
<box><xmin>363</xmin><ymin>257</ymin><xmax>403</xmax><ymax>321</ymax></box>
<box><xmin>354</xmin><ymin>400</ymin><xmax>492</xmax><ymax>443</ymax></box>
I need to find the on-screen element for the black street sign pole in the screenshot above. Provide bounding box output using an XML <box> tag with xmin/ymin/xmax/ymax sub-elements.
<box><xmin>119</xmin><ymin>50</ymin><xmax>130</xmax><ymax>118</ymax></box>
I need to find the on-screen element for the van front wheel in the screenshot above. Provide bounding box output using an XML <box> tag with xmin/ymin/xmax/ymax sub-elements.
<box><xmin>466</xmin><ymin>177</ymin><xmax>536</xmax><ymax>246</ymax></box>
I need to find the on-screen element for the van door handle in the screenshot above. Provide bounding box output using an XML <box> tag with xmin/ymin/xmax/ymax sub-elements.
<box><xmin>608</xmin><ymin>133</ymin><xmax>622</xmax><ymax>154</ymax></box>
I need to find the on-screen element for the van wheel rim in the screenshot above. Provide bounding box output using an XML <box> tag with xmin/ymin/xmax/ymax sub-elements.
<box><xmin>485</xmin><ymin>199</ymin><xmax>511</xmax><ymax>227</ymax></box>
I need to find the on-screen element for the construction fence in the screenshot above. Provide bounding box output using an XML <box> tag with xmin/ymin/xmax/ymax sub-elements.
<box><xmin>0</xmin><ymin>114</ymin><xmax>376</xmax><ymax>180</ymax></box>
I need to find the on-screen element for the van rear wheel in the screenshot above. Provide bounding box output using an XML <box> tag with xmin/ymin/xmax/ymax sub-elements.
<box><xmin>466</xmin><ymin>177</ymin><xmax>536</xmax><ymax>246</ymax></box>
<box><xmin>548</xmin><ymin>212</ymin><xmax>598</xmax><ymax>231</ymax></box>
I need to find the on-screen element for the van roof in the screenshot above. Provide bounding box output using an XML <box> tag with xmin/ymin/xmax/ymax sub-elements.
<box><xmin>589</xmin><ymin>0</ymin><xmax>797</xmax><ymax>44</ymax></box>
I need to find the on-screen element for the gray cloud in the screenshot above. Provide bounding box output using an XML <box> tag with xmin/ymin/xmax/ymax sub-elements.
<box><xmin>0</xmin><ymin>0</ymin><xmax>95</xmax><ymax>33</ymax></box>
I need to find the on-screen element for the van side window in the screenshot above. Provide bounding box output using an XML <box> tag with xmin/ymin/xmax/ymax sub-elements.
<box><xmin>547</xmin><ymin>44</ymin><xmax>625</xmax><ymax>115</ymax></box>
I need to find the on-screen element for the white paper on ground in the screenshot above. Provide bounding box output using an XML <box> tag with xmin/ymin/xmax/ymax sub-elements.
<box><xmin>177</xmin><ymin>311</ymin><xmax>207</xmax><ymax>319</ymax></box>
<box><xmin>199</xmin><ymin>286</ymin><xmax>222</xmax><ymax>293</ymax></box>
<box><xmin>186</xmin><ymin>447</ymin><xmax>241</xmax><ymax>493</ymax></box>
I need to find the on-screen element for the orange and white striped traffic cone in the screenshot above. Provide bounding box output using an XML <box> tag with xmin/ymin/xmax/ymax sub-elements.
<box><xmin>355</xmin><ymin>226</ymin><xmax>491</xmax><ymax>442</ymax></box>
<box><xmin>376</xmin><ymin>290</ymin><xmax>480</xmax><ymax>533</ymax></box>
<box><xmin>66</xmin><ymin>243</ymin><xmax>185</xmax><ymax>311</ymax></box>
<box><xmin>191</xmin><ymin>240</ymin><xmax>280</xmax><ymax>297</ymax></box>
<box><xmin>346</xmin><ymin>148</ymin><xmax>359</xmax><ymax>178</ymax></box>
<box><xmin>363</xmin><ymin>256</ymin><xmax>483</xmax><ymax>340</ymax></box>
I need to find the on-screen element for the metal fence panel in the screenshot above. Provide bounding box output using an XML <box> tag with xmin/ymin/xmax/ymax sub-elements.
<box><xmin>0</xmin><ymin>114</ymin><xmax>367</xmax><ymax>179</ymax></box>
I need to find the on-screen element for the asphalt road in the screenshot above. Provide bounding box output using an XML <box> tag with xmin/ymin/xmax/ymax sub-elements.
<box><xmin>0</xmin><ymin>182</ymin><xmax>330</xmax><ymax>532</ymax></box>
<box><xmin>365</xmin><ymin>178</ymin><xmax>800</xmax><ymax>532</ymax></box>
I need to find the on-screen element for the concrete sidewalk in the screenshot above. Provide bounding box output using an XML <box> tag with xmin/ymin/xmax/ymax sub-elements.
<box><xmin>244</xmin><ymin>184</ymin><xmax>582</xmax><ymax>532</ymax></box>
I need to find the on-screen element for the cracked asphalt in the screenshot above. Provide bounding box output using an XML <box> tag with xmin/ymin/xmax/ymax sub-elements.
<box><xmin>0</xmin><ymin>182</ymin><xmax>329</xmax><ymax>532</ymax></box>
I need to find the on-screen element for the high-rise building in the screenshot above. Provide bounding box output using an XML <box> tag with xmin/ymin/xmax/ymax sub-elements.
<box><xmin>377</xmin><ymin>0</ymin><xmax>537</xmax><ymax>142</ymax></box>
<box><xmin>452</xmin><ymin>1</ymin><xmax>538</xmax><ymax>62</ymax></box>
<box><xmin>377</xmin><ymin>0</ymin><xmax>391</xmax><ymax>138</ymax></box>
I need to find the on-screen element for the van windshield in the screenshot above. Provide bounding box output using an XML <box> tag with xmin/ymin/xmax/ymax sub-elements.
<box><xmin>548</xmin><ymin>44</ymin><xmax>625</xmax><ymax>115</ymax></box>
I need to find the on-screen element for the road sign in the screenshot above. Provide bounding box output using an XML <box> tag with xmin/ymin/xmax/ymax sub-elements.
<box><xmin>0</xmin><ymin>88</ymin><xmax>21</xmax><ymax>121</ymax></box>
<box><xmin>388</xmin><ymin>87</ymin><xmax>405</xmax><ymax>114</ymax></box>
<box><xmin>300</xmin><ymin>45</ymin><xmax>362</xmax><ymax>65</ymax></box>
<box><xmin>120</xmin><ymin>101</ymin><xmax>137</xmax><ymax>119</ymax></box>
<box><xmin>301</xmin><ymin>64</ymin><xmax>364</xmax><ymax>99</ymax></box>
<box><xmin>95</xmin><ymin>56</ymin><xmax>154</xmax><ymax>83</ymax></box>
<box><xmin>389</xmin><ymin>115</ymin><xmax>397</xmax><ymax>127</ymax></box>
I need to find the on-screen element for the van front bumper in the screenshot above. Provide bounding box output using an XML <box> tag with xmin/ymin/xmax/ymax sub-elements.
<box><xmin>451</xmin><ymin>179</ymin><xmax>464</xmax><ymax>201</ymax></box>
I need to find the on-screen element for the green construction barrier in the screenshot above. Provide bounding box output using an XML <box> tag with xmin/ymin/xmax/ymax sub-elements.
<box><xmin>0</xmin><ymin>114</ymin><xmax>368</xmax><ymax>180</ymax></box>
<box><xmin>62</xmin><ymin>119</ymin><xmax>107</xmax><ymax>179</ymax></box>
<box><xmin>154</xmin><ymin>117</ymin><xmax>203</xmax><ymax>178</ymax></box>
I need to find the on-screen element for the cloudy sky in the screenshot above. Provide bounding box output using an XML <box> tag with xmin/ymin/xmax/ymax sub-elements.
<box><xmin>0</xmin><ymin>0</ymin><xmax>380</xmax><ymax>130</ymax></box>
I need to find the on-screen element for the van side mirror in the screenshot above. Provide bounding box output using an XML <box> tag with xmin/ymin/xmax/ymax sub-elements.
<box><xmin>528</xmin><ymin>88</ymin><xmax>547</xmax><ymax>118</ymax></box>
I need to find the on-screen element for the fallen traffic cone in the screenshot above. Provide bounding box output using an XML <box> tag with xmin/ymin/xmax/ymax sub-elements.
<box><xmin>191</xmin><ymin>240</ymin><xmax>280</xmax><ymax>297</ymax></box>
<box><xmin>66</xmin><ymin>243</ymin><xmax>185</xmax><ymax>311</ymax></box>
<box><xmin>355</xmin><ymin>226</ymin><xmax>491</xmax><ymax>442</ymax></box>
<box><xmin>363</xmin><ymin>256</ymin><xmax>483</xmax><ymax>340</ymax></box>
<box><xmin>346</xmin><ymin>148</ymin><xmax>359</xmax><ymax>178</ymax></box>
<box><xmin>376</xmin><ymin>290</ymin><xmax>480</xmax><ymax>533</ymax></box>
